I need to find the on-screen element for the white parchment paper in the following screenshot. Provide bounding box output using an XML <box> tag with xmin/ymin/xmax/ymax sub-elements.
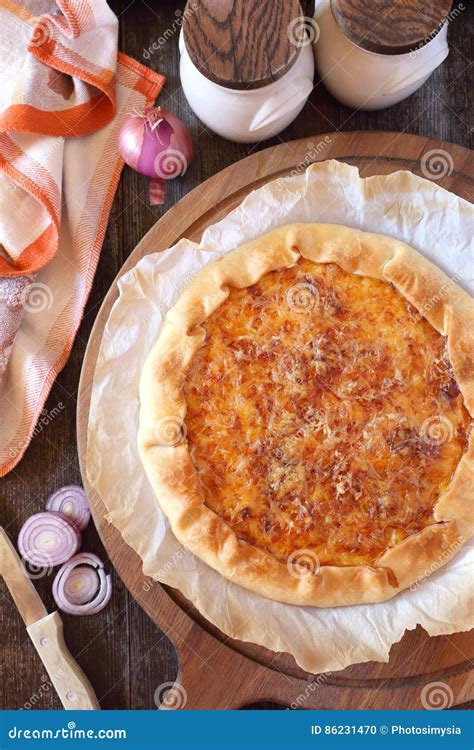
<box><xmin>87</xmin><ymin>161</ymin><xmax>474</xmax><ymax>674</ymax></box>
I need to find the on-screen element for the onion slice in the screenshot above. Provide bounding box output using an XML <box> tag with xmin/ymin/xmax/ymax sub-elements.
<box><xmin>63</xmin><ymin>566</ymin><xmax>101</xmax><ymax>605</ymax></box>
<box><xmin>52</xmin><ymin>553</ymin><xmax>112</xmax><ymax>615</ymax></box>
<box><xmin>46</xmin><ymin>485</ymin><xmax>91</xmax><ymax>531</ymax></box>
<box><xmin>18</xmin><ymin>512</ymin><xmax>81</xmax><ymax>568</ymax></box>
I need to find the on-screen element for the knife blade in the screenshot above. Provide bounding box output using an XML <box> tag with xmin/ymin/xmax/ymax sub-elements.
<box><xmin>0</xmin><ymin>527</ymin><xmax>48</xmax><ymax>625</ymax></box>
<box><xmin>0</xmin><ymin>527</ymin><xmax>100</xmax><ymax>710</ymax></box>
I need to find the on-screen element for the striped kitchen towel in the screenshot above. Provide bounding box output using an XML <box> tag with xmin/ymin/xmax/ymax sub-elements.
<box><xmin>0</xmin><ymin>0</ymin><xmax>165</xmax><ymax>475</ymax></box>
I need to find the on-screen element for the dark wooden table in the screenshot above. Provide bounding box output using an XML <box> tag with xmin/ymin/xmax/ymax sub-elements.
<box><xmin>1</xmin><ymin>0</ymin><xmax>472</xmax><ymax>710</ymax></box>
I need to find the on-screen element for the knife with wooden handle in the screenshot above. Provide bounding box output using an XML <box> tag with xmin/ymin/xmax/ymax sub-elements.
<box><xmin>0</xmin><ymin>527</ymin><xmax>100</xmax><ymax>710</ymax></box>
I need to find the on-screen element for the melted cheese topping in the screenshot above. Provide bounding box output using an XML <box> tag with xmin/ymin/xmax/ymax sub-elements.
<box><xmin>183</xmin><ymin>260</ymin><xmax>471</xmax><ymax>566</ymax></box>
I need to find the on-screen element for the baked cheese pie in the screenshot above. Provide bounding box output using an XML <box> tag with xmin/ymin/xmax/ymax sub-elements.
<box><xmin>139</xmin><ymin>224</ymin><xmax>473</xmax><ymax>606</ymax></box>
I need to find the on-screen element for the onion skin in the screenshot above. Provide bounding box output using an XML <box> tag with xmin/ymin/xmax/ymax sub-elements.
<box><xmin>118</xmin><ymin>107</ymin><xmax>194</xmax><ymax>182</ymax></box>
<box><xmin>118</xmin><ymin>117</ymin><xmax>144</xmax><ymax>172</ymax></box>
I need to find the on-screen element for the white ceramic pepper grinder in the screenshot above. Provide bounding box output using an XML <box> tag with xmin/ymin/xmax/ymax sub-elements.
<box><xmin>179</xmin><ymin>0</ymin><xmax>315</xmax><ymax>143</ymax></box>
<box><xmin>314</xmin><ymin>0</ymin><xmax>452</xmax><ymax>110</ymax></box>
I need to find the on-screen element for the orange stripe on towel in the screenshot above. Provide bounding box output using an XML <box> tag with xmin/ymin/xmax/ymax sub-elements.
<box><xmin>0</xmin><ymin>135</ymin><xmax>61</xmax><ymax>275</ymax></box>
<box><xmin>0</xmin><ymin>223</ymin><xmax>57</xmax><ymax>276</ymax></box>
<box><xmin>0</xmin><ymin>0</ymin><xmax>34</xmax><ymax>22</ymax></box>
<box><xmin>0</xmin><ymin>96</ymin><xmax>114</xmax><ymax>138</ymax></box>
<box><xmin>117</xmin><ymin>52</ymin><xmax>167</xmax><ymax>99</ymax></box>
<box><xmin>24</xmin><ymin>38</ymin><xmax>117</xmax><ymax>136</ymax></box>
<box><xmin>0</xmin><ymin>55</ymin><xmax>166</xmax><ymax>475</ymax></box>
<box><xmin>0</xmin><ymin>134</ymin><xmax>61</xmax><ymax>214</ymax></box>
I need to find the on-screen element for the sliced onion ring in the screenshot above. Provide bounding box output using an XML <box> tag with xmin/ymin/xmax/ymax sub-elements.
<box><xmin>45</xmin><ymin>485</ymin><xmax>91</xmax><ymax>531</ymax></box>
<box><xmin>63</xmin><ymin>566</ymin><xmax>101</xmax><ymax>605</ymax></box>
<box><xmin>18</xmin><ymin>512</ymin><xmax>81</xmax><ymax>568</ymax></box>
<box><xmin>52</xmin><ymin>553</ymin><xmax>112</xmax><ymax>615</ymax></box>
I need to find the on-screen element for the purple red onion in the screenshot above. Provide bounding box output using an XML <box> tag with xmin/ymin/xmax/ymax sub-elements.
<box><xmin>18</xmin><ymin>511</ymin><xmax>81</xmax><ymax>568</ymax></box>
<box><xmin>46</xmin><ymin>485</ymin><xmax>91</xmax><ymax>531</ymax></box>
<box><xmin>52</xmin><ymin>553</ymin><xmax>112</xmax><ymax>615</ymax></box>
<box><xmin>17</xmin><ymin>485</ymin><xmax>112</xmax><ymax>615</ymax></box>
<box><xmin>118</xmin><ymin>106</ymin><xmax>194</xmax><ymax>205</ymax></box>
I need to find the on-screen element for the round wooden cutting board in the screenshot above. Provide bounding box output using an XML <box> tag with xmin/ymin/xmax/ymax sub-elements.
<box><xmin>77</xmin><ymin>131</ymin><xmax>474</xmax><ymax>710</ymax></box>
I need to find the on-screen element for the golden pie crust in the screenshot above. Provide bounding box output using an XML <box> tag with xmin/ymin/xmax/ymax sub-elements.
<box><xmin>138</xmin><ymin>224</ymin><xmax>474</xmax><ymax>607</ymax></box>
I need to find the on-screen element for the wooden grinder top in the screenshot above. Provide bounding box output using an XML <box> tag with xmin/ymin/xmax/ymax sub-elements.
<box><xmin>183</xmin><ymin>0</ymin><xmax>304</xmax><ymax>90</ymax></box>
<box><xmin>330</xmin><ymin>0</ymin><xmax>453</xmax><ymax>55</ymax></box>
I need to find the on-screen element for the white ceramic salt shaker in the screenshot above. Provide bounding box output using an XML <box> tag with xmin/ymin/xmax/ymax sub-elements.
<box><xmin>313</xmin><ymin>0</ymin><xmax>452</xmax><ymax>110</ymax></box>
<box><xmin>179</xmin><ymin>0</ymin><xmax>315</xmax><ymax>143</ymax></box>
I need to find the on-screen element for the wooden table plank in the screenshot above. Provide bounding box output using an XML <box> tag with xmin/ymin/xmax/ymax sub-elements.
<box><xmin>1</xmin><ymin>0</ymin><xmax>472</xmax><ymax>710</ymax></box>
